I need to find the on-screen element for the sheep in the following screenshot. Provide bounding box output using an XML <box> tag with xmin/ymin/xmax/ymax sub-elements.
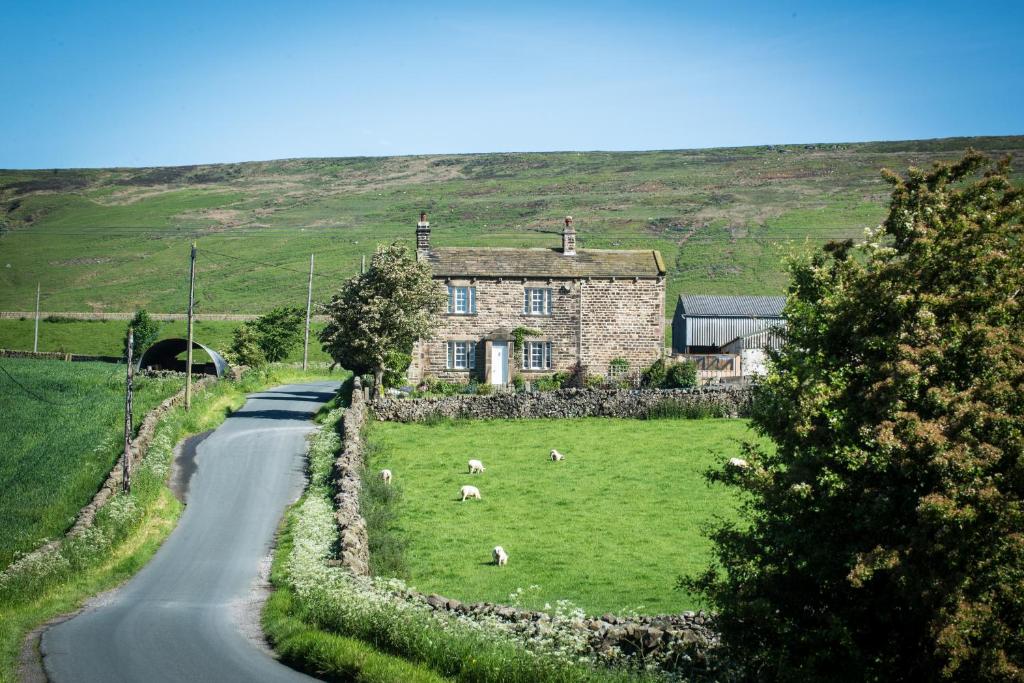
<box><xmin>492</xmin><ymin>545</ymin><xmax>509</xmax><ymax>566</ymax></box>
<box><xmin>727</xmin><ymin>458</ymin><xmax>749</xmax><ymax>469</ymax></box>
<box><xmin>468</xmin><ymin>459</ymin><xmax>486</xmax><ymax>474</ymax></box>
<box><xmin>379</xmin><ymin>469</ymin><xmax>392</xmax><ymax>484</ymax></box>
<box><xmin>550</xmin><ymin>449</ymin><xmax>565</xmax><ymax>461</ymax></box>
<box><xmin>459</xmin><ymin>485</ymin><xmax>481</xmax><ymax>501</ymax></box>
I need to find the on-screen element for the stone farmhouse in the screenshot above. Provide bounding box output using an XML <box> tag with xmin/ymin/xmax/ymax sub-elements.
<box><xmin>408</xmin><ymin>213</ymin><xmax>666</xmax><ymax>386</ymax></box>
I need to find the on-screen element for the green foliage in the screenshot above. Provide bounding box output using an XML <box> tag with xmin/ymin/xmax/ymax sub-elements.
<box><xmin>422</xmin><ymin>378</ymin><xmax>465</xmax><ymax>396</ymax></box>
<box><xmin>644</xmin><ymin>399</ymin><xmax>730</xmax><ymax>420</ymax></box>
<box><xmin>361</xmin><ymin>445</ymin><xmax>409</xmax><ymax>579</ymax></box>
<box><xmin>664</xmin><ymin>360</ymin><xmax>698</xmax><ymax>389</ymax></box>
<box><xmin>640</xmin><ymin>358</ymin><xmax>668</xmax><ymax>388</ymax></box>
<box><xmin>122</xmin><ymin>309</ymin><xmax>159</xmax><ymax>359</ymax></box>
<box><xmin>251</xmin><ymin>306</ymin><xmax>305</xmax><ymax>363</ymax></box>
<box><xmin>228</xmin><ymin>323</ymin><xmax>267</xmax><ymax>368</ymax></box>
<box><xmin>320</xmin><ymin>242</ymin><xmax>446</xmax><ymax>392</ymax></box>
<box><xmin>365</xmin><ymin>418</ymin><xmax>756</xmax><ymax>614</ymax></box>
<box><xmin>584</xmin><ymin>373</ymin><xmax>605</xmax><ymax>388</ymax></box>
<box><xmin>382</xmin><ymin>350</ymin><xmax>412</xmax><ymax>389</ymax></box>
<box><xmin>531</xmin><ymin>374</ymin><xmax>562</xmax><ymax>392</ymax></box>
<box><xmin>510</xmin><ymin>327</ymin><xmax>542</xmax><ymax>350</ymax></box>
<box><xmin>688</xmin><ymin>152</ymin><xmax>1024</xmax><ymax>681</ymax></box>
<box><xmin>608</xmin><ymin>357</ymin><xmax>630</xmax><ymax>378</ymax></box>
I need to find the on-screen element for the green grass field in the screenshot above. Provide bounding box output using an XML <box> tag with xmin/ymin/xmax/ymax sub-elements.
<box><xmin>365</xmin><ymin>417</ymin><xmax>762</xmax><ymax>615</ymax></box>
<box><xmin>0</xmin><ymin>317</ymin><xmax>331</xmax><ymax>362</ymax></box>
<box><xmin>2</xmin><ymin>137</ymin><xmax>1021</xmax><ymax>319</ymax></box>
<box><xmin>0</xmin><ymin>358</ymin><xmax>181</xmax><ymax>568</ymax></box>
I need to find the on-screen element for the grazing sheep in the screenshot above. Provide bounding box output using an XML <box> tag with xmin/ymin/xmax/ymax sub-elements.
<box><xmin>379</xmin><ymin>469</ymin><xmax>392</xmax><ymax>484</ymax></box>
<box><xmin>460</xmin><ymin>485</ymin><xmax>481</xmax><ymax>501</ymax></box>
<box><xmin>550</xmin><ymin>449</ymin><xmax>565</xmax><ymax>461</ymax></box>
<box><xmin>727</xmin><ymin>458</ymin><xmax>749</xmax><ymax>469</ymax></box>
<box><xmin>493</xmin><ymin>545</ymin><xmax>509</xmax><ymax>566</ymax></box>
<box><xmin>468</xmin><ymin>459</ymin><xmax>485</xmax><ymax>474</ymax></box>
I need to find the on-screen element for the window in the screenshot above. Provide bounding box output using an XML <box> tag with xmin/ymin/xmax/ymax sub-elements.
<box><xmin>446</xmin><ymin>341</ymin><xmax>476</xmax><ymax>369</ymax></box>
<box><xmin>448</xmin><ymin>286</ymin><xmax>476</xmax><ymax>315</ymax></box>
<box><xmin>521</xmin><ymin>341</ymin><xmax>552</xmax><ymax>370</ymax></box>
<box><xmin>523</xmin><ymin>288</ymin><xmax>553</xmax><ymax>315</ymax></box>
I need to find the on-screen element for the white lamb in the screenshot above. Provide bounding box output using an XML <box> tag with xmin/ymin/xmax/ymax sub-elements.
<box><xmin>550</xmin><ymin>449</ymin><xmax>565</xmax><ymax>461</ymax></box>
<box><xmin>468</xmin><ymin>459</ymin><xmax>486</xmax><ymax>474</ymax></box>
<box><xmin>492</xmin><ymin>545</ymin><xmax>509</xmax><ymax>566</ymax></box>
<box><xmin>460</xmin><ymin>485</ymin><xmax>481</xmax><ymax>501</ymax></box>
<box><xmin>379</xmin><ymin>469</ymin><xmax>392</xmax><ymax>484</ymax></box>
<box><xmin>727</xmin><ymin>458</ymin><xmax>749</xmax><ymax>469</ymax></box>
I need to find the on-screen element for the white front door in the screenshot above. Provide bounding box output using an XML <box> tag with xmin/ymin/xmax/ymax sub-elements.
<box><xmin>490</xmin><ymin>342</ymin><xmax>508</xmax><ymax>385</ymax></box>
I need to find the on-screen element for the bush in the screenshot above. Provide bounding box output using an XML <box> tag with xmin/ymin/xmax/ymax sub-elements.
<box><xmin>641</xmin><ymin>358</ymin><xmax>668</xmax><ymax>388</ymax></box>
<box><xmin>644</xmin><ymin>399</ymin><xmax>729</xmax><ymax>419</ymax></box>
<box><xmin>664</xmin><ymin>361</ymin><xmax>698</xmax><ymax>389</ymax></box>
<box><xmin>584</xmin><ymin>373</ymin><xmax>605</xmax><ymax>388</ymax></box>
<box><xmin>423</xmin><ymin>378</ymin><xmax>464</xmax><ymax>396</ymax></box>
<box><xmin>532</xmin><ymin>374</ymin><xmax>562</xmax><ymax>392</ymax></box>
<box><xmin>228</xmin><ymin>324</ymin><xmax>267</xmax><ymax>367</ymax></box>
<box><xmin>123</xmin><ymin>310</ymin><xmax>159</xmax><ymax>360</ymax></box>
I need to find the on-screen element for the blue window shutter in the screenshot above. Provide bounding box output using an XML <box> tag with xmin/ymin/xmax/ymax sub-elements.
<box><xmin>546</xmin><ymin>342</ymin><xmax>552</xmax><ymax>368</ymax></box>
<box><xmin>470</xmin><ymin>287</ymin><xmax>477</xmax><ymax>314</ymax></box>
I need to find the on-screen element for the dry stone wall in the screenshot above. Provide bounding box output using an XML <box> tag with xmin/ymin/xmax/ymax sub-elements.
<box><xmin>332</xmin><ymin>378</ymin><xmax>371</xmax><ymax>576</ymax></box>
<box><xmin>372</xmin><ymin>386</ymin><xmax>754</xmax><ymax>422</ymax></box>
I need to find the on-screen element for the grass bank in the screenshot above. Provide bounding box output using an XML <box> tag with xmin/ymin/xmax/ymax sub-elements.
<box><xmin>0</xmin><ymin>365</ymin><xmax>338</xmax><ymax>683</ymax></box>
<box><xmin>364</xmin><ymin>418</ymin><xmax>757</xmax><ymax>614</ymax></box>
<box><xmin>266</xmin><ymin>405</ymin><xmax>660</xmax><ymax>683</ymax></box>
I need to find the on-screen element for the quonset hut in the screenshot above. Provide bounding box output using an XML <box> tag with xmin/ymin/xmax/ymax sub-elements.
<box><xmin>137</xmin><ymin>338</ymin><xmax>230</xmax><ymax>377</ymax></box>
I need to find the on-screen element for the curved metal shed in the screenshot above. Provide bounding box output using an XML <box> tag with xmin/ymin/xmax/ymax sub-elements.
<box><xmin>137</xmin><ymin>338</ymin><xmax>230</xmax><ymax>377</ymax></box>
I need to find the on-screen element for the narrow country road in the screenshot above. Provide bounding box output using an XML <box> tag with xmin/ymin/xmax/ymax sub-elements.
<box><xmin>41</xmin><ymin>381</ymin><xmax>339</xmax><ymax>683</ymax></box>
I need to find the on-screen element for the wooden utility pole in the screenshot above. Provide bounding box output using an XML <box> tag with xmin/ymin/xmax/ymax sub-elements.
<box><xmin>360</xmin><ymin>255</ymin><xmax>365</xmax><ymax>274</ymax></box>
<box><xmin>123</xmin><ymin>328</ymin><xmax>134</xmax><ymax>493</ymax></box>
<box><xmin>185</xmin><ymin>242</ymin><xmax>197</xmax><ymax>410</ymax></box>
<box><xmin>303</xmin><ymin>254</ymin><xmax>314</xmax><ymax>371</ymax></box>
<box><xmin>33</xmin><ymin>283</ymin><xmax>40</xmax><ymax>353</ymax></box>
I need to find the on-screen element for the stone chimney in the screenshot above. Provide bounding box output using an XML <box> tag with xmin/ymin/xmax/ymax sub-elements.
<box><xmin>561</xmin><ymin>216</ymin><xmax>576</xmax><ymax>256</ymax></box>
<box><xmin>416</xmin><ymin>211</ymin><xmax>430</xmax><ymax>251</ymax></box>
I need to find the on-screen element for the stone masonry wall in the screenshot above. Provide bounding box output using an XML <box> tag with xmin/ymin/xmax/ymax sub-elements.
<box><xmin>412</xmin><ymin>276</ymin><xmax>665</xmax><ymax>383</ymax></box>
<box><xmin>333</xmin><ymin>378</ymin><xmax>371</xmax><ymax>576</ymax></box>
<box><xmin>372</xmin><ymin>386</ymin><xmax>754</xmax><ymax>422</ymax></box>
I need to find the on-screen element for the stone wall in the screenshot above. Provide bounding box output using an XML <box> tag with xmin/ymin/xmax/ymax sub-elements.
<box><xmin>70</xmin><ymin>375</ymin><xmax>218</xmax><ymax>536</ymax></box>
<box><xmin>371</xmin><ymin>386</ymin><xmax>754</xmax><ymax>422</ymax></box>
<box><xmin>333</xmin><ymin>378</ymin><xmax>371</xmax><ymax>576</ymax></box>
<box><xmin>411</xmin><ymin>276</ymin><xmax>664</xmax><ymax>383</ymax></box>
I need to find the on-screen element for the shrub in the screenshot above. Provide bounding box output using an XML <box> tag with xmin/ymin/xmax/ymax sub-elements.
<box><xmin>641</xmin><ymin>358</ymin><xmax>668</xmax><ymax>388</ymax></box>
<box><xmin>584</xmin><ymin>373</ymin><xmax>605</xmax><ymax>388</ymax></box>
<box><xmin>664</xmin><ymin>360</ymin><xmax>698</xmax><ymax>389</ymax></box>
<box><xmin>123</xmin><ymin>309</ymin><xmax>159</xmax><ymax>359</ymax></box>
<box><xmin>228</xmin><ymin>324</ymin><xmax>267</xmax><ymax>367</ymax></box>
<box><xmin>644</xmin><ymin>399</ymin><xmax>729</xmax><ymax>419</ymax></box>
<box><xmin>532</xmin><ymin>374</ymin><xmax>562</xmax><ymax>392</ymax></box>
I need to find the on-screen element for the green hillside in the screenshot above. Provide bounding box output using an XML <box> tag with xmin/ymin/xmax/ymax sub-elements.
<box><xmin>2</xmin><ymin>136</ymin><xmax>1022</xmax><ymax>317</ymax></box>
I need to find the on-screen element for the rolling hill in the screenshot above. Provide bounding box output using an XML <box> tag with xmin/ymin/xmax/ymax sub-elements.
<box><xmin>2</xmin><ymin>136</ymin><xmax>1022</xmax><ymax>319</ymax></box>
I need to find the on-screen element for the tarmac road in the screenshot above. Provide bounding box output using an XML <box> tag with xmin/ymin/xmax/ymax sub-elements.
<box><xmin>41</xmin><ymin>381</ymin><xmax>339</xmax><ymax>683</ymax></box>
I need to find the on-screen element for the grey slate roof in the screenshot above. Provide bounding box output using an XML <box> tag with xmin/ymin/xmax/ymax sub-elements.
<box><xmin>677</xmin><ymin>294</ymin><xmax>786</xmax><ymax>318</ymax></box>
<box><xmin>422</xmin><ymin>247</ymin><xmax>665</xmax><ymax>278</ymax></box>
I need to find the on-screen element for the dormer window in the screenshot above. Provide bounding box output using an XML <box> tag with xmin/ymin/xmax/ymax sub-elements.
<box><xmin>523</xmin><ymin>288</ymin><xmax>553</xmax><ymax>315</ymax></box>
<box><xmin>448</xmin><ymin>286</ymin><xmax>476</xmax><ymax>315</ymax></box>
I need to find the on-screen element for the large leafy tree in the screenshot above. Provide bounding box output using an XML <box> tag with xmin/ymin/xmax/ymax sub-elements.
<box><xmin>319</xmin><ymin>242</ymin><xmax>445</xmax><ymax>395</ymax></box>
<box><xmin>228</xmin><ymin>306</ymin><xmax>304</xmax><ymax>366</ymax></box>
<box><xmin>689</xmin><ymin>152</ymin><xmax>1023</xmax><ymax>681</ymax></box>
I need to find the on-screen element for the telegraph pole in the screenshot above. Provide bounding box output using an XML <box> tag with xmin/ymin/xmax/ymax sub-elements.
<box><xmin>303</xmin><ymin>254</ymin><xmax>314</xmax><ymax>371</ymax></box>
<box><xmin>123</xmin><ymin>328</ymin><xmax>134</xmax><ymax>493</ymax></box>
<box><xmin>33</xmin><ymin>283</ymin><xmax>40</xmax><ymax>353</ymax></box>
<box><xmin>185</xmin><ymin>242</ymin><xmax>197</xmax><ymax>410</ymax></box>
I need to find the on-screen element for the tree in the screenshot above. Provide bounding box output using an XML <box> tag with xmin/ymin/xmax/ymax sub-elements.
<box><xmin>664</xmin><ymin>359</ymin><xmax>698</xmax><ymax>388</ymax></box>
<box><xmin>251</xmin><ymin>306</ymin><xmax>305</xmax><ymax>362</ymax></box>
<box><xmin>319</xmin><ymin>242</ymin><xmax>446</xmax><ymax>396</ymax></box>
<box><xmin>123</xmin><ymin>310</ymin><xmax>159</xmax><ymax>360</ymax></box>
<box><xmin>687</xmin><ymin>152</ymin><xmax>1023</xmax><ymax>681</ymax></box>
<box><xmin>228</xmin><ymin>306</ymin><xmax>304</xmax><ymax>366</ymax></box>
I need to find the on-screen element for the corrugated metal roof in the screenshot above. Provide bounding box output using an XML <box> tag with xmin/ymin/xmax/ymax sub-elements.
<box><xmin>422</xmin><ymin>247</ymin><xmax>665</xmax><ymax>278</ymax></box>
<box><xmin>677</xmin><ymin>294</ymin><xmax>785</xmax><ymax>317</ymax></box>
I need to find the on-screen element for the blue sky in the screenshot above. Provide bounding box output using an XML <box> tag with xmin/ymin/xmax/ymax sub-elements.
<box><xmin>2</xmin><ymin>1</ymin><xmax>1021</xmax><ymax>168</ymax></box>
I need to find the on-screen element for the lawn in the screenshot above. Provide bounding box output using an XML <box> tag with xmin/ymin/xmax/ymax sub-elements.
<box><xmin>365</xmin><ymin>417</ymin><xmax>764</xmax><ymax>615</ymax></box>
<box><xmin>0</xmin><ymin>358</ymin><xmax>180</xmax><ymax>568</ymax></box>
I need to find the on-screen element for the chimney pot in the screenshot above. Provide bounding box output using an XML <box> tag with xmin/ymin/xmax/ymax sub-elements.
<box><xmin>416</xmin><ymin>211</ymin><xmax>430</xmax><ymax>250</ymax></box>
<box><xmin>561</xmin><ymin>215</ymin><xmax>577</xmax><ymax>256</ymax></box>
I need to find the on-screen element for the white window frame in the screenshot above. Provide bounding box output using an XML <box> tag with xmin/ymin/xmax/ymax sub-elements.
<box><xmin>446</xmin><ymin>340</ymin><xmax>476</xmax><ymax>370</ymax></box>
<box><xmin>521</xmin><ymin>341</ymin><xmax>552</xmax><ymax>370</ymax></box>
<box><xmin>448</xmin><ymin>286</ymin><xmax>476</xmax><ymax>315</ymax></box>
<box><xmin>522</xmin><ymin>288</ymin><xmax>553</xmax><ymax>315</ymax></box>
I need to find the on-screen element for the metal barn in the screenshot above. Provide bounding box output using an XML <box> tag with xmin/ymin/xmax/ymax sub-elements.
<box><xmin>671</xmin><ymin>295</ymin><xmax>785</xmax><ymax>354</ymax></box>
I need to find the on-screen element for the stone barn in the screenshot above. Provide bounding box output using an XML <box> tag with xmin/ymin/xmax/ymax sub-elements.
<box><xmin>409</xmin><ymin>214</ymin><xmax>666</xmax><ymax>385</ymax></box>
